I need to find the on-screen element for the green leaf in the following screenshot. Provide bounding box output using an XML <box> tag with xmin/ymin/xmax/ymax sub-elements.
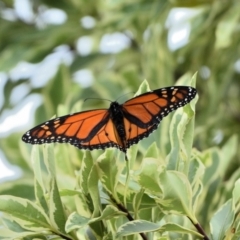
<box><xmin>97</xmin><ymin>150</ymin><xmax>123</xmax><ymax>197</ymax></box>
<box><xmin>49</xmin><ymin>179</ymin><xmax>66</xmax><ymax>234</ymax></box>
<box><xmin>167</xmin><ymin>73</ymin><xmax>197</xmax><ymax>171</ymax></box>
<box><xmin>31</xmin><ymin>146</ymin><xmax>46</xmax><ymax>192</ymax></box>
<box><xmin>43</xmin><ymin>144</ymin><xmax>56</xmax><ymax>178</ymax></box>
<box><xmin>116</xmin><ymin>220</ymin><xmax>202</xmax><ymax>237</ymax></box>
<box><xmin>210</xmin><ymin>199</ymin><xmax>234</xmax><ymax>240</ymax></box>
<box><xmin>144</xmin><ymin>142</ymin><xmax>159</xmax><ymax>158</ymax></box>
<box><xmin>116</xmin><ymin>220</ymin><xmax>161</xmax><ymax>237</ymax></box>
<box><xmin>65</xmin><ymin>212</ymin><xmax>90</xmax><ymax>233</ymax></box>
<box><xmin>88</xmin><ymin>205</ymin><xmax>126</xmax><ymax>224</ymax></box>
<box><xmin>219</xmin><ymin>135</ymin><xmax>238</xmax><ymax>174</ymax></box>
<box><xmin>134</xmin><ymin>79</ymin><xmax>151</xmax><ymax>96</ymax></box>
<box><xmin>137</xmin><ymin>158</ymin><xmax>162</xmax><ymax>194</ymax></box>
<box><xmin>0</xmin><ymin>195</ymin><xmax>50</xmax><ymax>231</ymax></box>
<box><xmin>132</xmin><ymin>188</ymin><xmax>145</xmax><ymax>216</ymax></box>
<box><xmin>1</xmin><ymin>218</ymin><xmax>28</xmax><ymax>233</ymax></box>
<box><xmin>34</xmin><ymin>179</ymin><xmax>49</xmax><ymax>216</ymax></box>
<box><xmin>158</xmin><ymin>170</ymin><xmax>196</xmax><ymax>222</ymax></box>
<box><xmin>215</xmin><ymin>7</ymin><xmax>240</xmax><ymax>49</ymax></box>
<box><xmin>79</xmin><ymin>151</ymin><xmax>94</xmax><ymax>195</ymax></box>
<box><xmin>202</xmin><ymin>148</ymin><xmax>221</xmax><ymax>185</ymax></box>
<box><xmin>233</xmin><ymin>179</ymin><xmax>240</xmax><ymax>206</ymax></box>
<box><xmin>88</xmin><ymin>162</ymin><xmax>101</xmax><ymax>217</ymax></box>
<box><xmin>158</xmin><ymin>222</ymin><xmax>203</xmax><ymax>238</ymax></box>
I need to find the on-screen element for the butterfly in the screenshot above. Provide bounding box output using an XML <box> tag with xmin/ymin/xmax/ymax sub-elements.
<box><xmin>22</xmin><ymin>86</ymin><xmax>197</xmax><ymax>154</ymax></box>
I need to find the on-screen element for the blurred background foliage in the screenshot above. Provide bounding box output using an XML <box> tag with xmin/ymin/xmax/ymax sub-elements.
<box><xmin>0</xmin><ymin>0</ymin><xmax>240</xmax><ymax>237</ymax></box>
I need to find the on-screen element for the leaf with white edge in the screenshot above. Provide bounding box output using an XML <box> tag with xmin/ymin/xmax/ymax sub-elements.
<box><xmin>219</xmin><ymin>135</ymin><xmax>238</xmax><ymax>174</ymax></box>
<box><xmin>158</xmin><ymin>170</ymin><xmax>196</xmax><ymax>222</ymax></box>
<box><xmin>0</xmin><ymin>195</ymin><xmax>50</xmax><ymax>231</ymax></box>
<box><xmin>167</xmin><ymin>73</ymin><xmax>197</xmax><ymax>170</ymax></box>
<box><xmin>188</xmin><ymin>152</ymin><xmax>205</xmax><ymax>185</ymax></box>
<box><xmin>181</xmin><ymin>73</ymin><xmax>197</xmax><ymax>160</ymax></box>
<box><xmin>49</xmin><ymin>179</ymin><xmax>66</xmax><ymax>234</ymax></box>
<box><xmin>188</xmin><ymin>154</ymin><xmax>205</xmax><ymax>212</ymax></box>
<box><xmin>102</xmin><ymin>232</ymin><xmax>114</xmax><ymax>240</ymax></box>
<box><xmin>31</xmin><ymin>146</ymin><xmax>45</xmax><ymax>192</ymax></box>
<box><xmin>133</xmin><ymin>188</ymin><xmax>145</xmax><ymax>215</ymax></box>
<box><xmin>137</xmin><ymin>158</ymin><xmax>162</xmax><ymax>194</ymax></box>
<box><xmin>88</xmin><ymin>163</ymin><xmax>101</xmax><ymax>216</ymax></box>
<box><xmin>127</xmin><ymin>143</ymin><xmax>138</xmax><ymax>169</ymax></box>
<box><xmin>79</xmin><ymin>151</ymin><xmax>94</xmax><ymax>195</ymax></box>
<box><xmin>65</xmin><ymin>212</ymin><xmax>90</xmax><ymax>233</ymax></box>
<box><xmin>144</xmin><ymin>142</ymin><xmax>159</xmax><ymax>158</ymax></box>
<box><xmin>35</xmin><ymin>179</ymin><xmax>49</xmax><ymax>215</ymax></box>
<box><xmin>63</xmin><ymin>188</ymin><xmax>91</xmax><ymax>219</ymax></box>
<box><xmin>66</xmin><ymin>205</ymin><xmax>126</xmax><ymax>234</ymax></box>
<box><xmin>2</xmin><ymin>217</ymin><xmax>28</xmax><ymax>233</ymax></box>
<box><xmin>233</xmin><ymin>179</ymin><xmax>240</xmax><ymax>206</ymax></box>
<box><xmin>202</xmin><ymin>148</ymin><xmax>221</xmax><ymax>185</ymax></box>
<box><xmin>116</xmin><ymin>220</ymin><xmax>161</xmax><ymax>237</ymax></box>
<box><xmin>0</xmin><ymin>229</ymin><xmax>45</xmax><ymax>239</ymax></box>
<box><xmin>215</xmin><ymin>7</ymin><xmax>240</xmax><ymax>49</ymax></box>
<box><xmin>210</xmin><ymin>199</ymin><xmax>234</xmax><ymax>240</ymax></box>
<box><xmin>116</xmin><ymin>220</ymin><xmax>203</xmax><ymax>238</ymax></box>
<box><xmin>97</xmin><ymin>149</ymin><xmax>123</xmax><ymax>196</ymax></box>
<box><xmin>134</xmin><ymin>79</ymin><xmax>151</xmax><ymax>96</ymax></box>
<box><xmin>89</xmin><ymin>205</ymin><xmax>126</xmax><ymax>223</ymax></box>
<box><xmin>43</xmin><ymin>144</ymin><xmax>56</xmax><ymax>178</ymax></box>
<box><xmin>158</xmin><ymin>223</ymin><xmax>203</xmax><ymax>238</ymax></box>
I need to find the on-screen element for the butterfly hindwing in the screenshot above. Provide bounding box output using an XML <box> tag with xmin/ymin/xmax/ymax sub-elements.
<box><xmin>73</xmin><ymin>118</ymin><xmax>124</xmax><ymax>150</ymax></box>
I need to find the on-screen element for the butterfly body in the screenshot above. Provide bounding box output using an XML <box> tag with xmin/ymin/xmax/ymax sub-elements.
<box><xmin>22</xmin><ymin>86</ymin><xmax>197</xmax><ymax>153</ymax></box>
<box><xmin>109</xmin><ymin>101</ymin><xmax>128</xmax><ymax>148</ymax></box>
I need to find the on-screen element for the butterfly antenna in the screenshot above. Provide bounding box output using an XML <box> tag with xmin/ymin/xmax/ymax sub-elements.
<box><xmin>84</xmin><ymin>97</ymin><xmax>112</xmax><ymax>103</ymax></box>
<box><xmin>115</xmin><ymin>92</ymin><xmax>134</xmax><ymax>102</ymax></box>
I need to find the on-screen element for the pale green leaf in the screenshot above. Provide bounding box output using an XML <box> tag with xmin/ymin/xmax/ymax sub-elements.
<box><xmin>79</xmin><ymin>151</ymin><xmax>94</xmax><ymax>195</ymax></box>
<box><xmin>134</xmin><ymin>79</ymin><xmax>151</xmax><ymax>96</ymax></box>
<box><xmin>97</xmin><ymin>149</ymin><xmax>123</xmax><ymax>196</ymax></box>
<box><xmin>31</xmin><ymin>146</ymin><xmax>45</xmax><ymax>192</ymax></box>
<box><xmin>65</xmin><ymin>212</ymin><xmax>90</xmax><ymax>233</ymax></box>
<box><xmin>43</xmin><ymin>144</ymin><xmax>56</xmax><ymax>178</ymax></box>
<box><xmin>233</xmin><ymin>179</ymin><xmax>240</xmax><ymax>206</ymax></box>
<box><xmin>137</xmin><ymin>158</ymin><xmax>162</xmax><ymax>194</ymax></box>
<box><xmin>210</xmin><ymin>199</ymin><xmax>234</xmax><ymax>240</ymax></box>
<box><xmin>215</xmin><ymin>7</ymin><xmax>240</xmax><ymax>49</ymax></box>
<box><xmin>89</xmin><ymin>205</ymin><xmax>126</xmax><ymax>223</ymax></box>
<box><xmin>158</xmin><ymin>170</ymin><xmax>196</xmax><ymax>222</ymax></box>
<box><xmin>49</xmin><ymin>179</ymin><xmax>66</xmax><ymax>234</ymax></box>
<box><xmin>0</xmin><ymin>195</ymin><xmax>50</xmax><ymax>231</ymax></box>
<box><xmin>167</xmin><ymin>73</ymin><xmax>197</xmax><ymax>171</ymax></box>
<box><xmin>116</xmin><ymin>220</ymin><xmax>202</xmax><ymax>237</ymax></box>
<box><xmin>88</xmin><ymin>163</ymin><xmax>101</xmax><ymax>217</ymax></box>
<box><xmin>144</xmin><ymin>142</ymin><xmax>159</xmax><ymax>158</ymax></box>
<box><xmin>34</xmin><ymin>179</ymin><xmax>49</xmax><ymax>215</ymax></box>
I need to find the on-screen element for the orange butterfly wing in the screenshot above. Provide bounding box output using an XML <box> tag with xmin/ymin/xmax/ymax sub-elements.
<box><xmin>22</xmin><ymin>109</ymin><xmax>123</xmax><ymax>150</ymax></box>
<box><xmin>122</xmin><ymin>86</ymin><xmax>197</xmax><ymax>148</ymax></box>
<box><xmin>22</xmin><ymin>86</ymin><xmax>197</xmax><ymax>152</ymax></box>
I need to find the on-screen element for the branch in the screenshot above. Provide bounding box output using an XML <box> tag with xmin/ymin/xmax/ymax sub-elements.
<box><xmin>110</xmin><ymin>196</ymin><xmax>148</xmax><ymax>240</ymax></box>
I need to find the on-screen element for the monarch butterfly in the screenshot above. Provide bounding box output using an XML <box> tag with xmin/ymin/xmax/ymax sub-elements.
<box><xmin>22</xmin><ymin>86</ymin><xmax>197</xmax><ymax>154</ymax></box>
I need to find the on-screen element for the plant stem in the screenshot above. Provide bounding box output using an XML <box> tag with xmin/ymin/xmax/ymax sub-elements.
<box><xmin>111</xmin><ymin>196</ymin><xmax>148</xmax><ymax>240</ymax></box>
<box><xmin>188</xmin><ymin>217</ymin><xmax>210</xmax><ymax>240</ymax></box>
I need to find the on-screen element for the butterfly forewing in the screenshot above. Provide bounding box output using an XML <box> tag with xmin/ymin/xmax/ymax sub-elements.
<box><xmin>122</xmin><ymin>86</ymin><xmax>197</xmax><ymax>146</ymax></box>
<box><xmin>123</xmin><ymin>86</ymin><xmax>196</xmax><ymax>125</ymax></box>
<box><xmin>23</xmin><ymin>109</ymin><xmax>108</xmax><ymax>144</ymax></box>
